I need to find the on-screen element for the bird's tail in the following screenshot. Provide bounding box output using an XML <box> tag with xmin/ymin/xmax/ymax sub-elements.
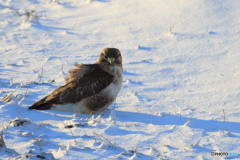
<box><xmin>29</xmin><ymin>96</ymin><xmax>53</xmax><ymax>110</ymax></box>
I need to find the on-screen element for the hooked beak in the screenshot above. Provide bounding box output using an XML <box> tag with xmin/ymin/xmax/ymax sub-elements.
<box><xmin>107</xmin><ymin>57</ymin><xmax>115</xmax><ymax>65</ymax></box>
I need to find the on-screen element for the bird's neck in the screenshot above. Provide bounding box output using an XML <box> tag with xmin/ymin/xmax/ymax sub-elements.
<box><xmin>98</xmin><ymin>63</ymin><xmax>122</xmax><ymax>77</ymax></box>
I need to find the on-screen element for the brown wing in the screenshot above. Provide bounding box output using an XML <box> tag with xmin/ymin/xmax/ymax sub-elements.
<box><xmin>64</xmin><ymin>63</ymin><xmax>95</xmax><ymax>83</ymax></box>
<box><xmin>29</xmin><ymin>64</ymin><xmax>114</xmax><ymax>110</ymax></box>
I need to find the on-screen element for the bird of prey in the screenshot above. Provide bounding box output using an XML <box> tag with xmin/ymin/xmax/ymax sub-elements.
<box><xmin>29</xmin><ymin>48</ymin><xmax>122</xmax><ymax>114</ymax></box>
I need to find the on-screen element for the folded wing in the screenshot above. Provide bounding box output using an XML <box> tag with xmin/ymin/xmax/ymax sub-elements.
<box><xmin>29</xmin><ymin>64</ymin><xmax>114</xmax><ymax>110</ymax></box>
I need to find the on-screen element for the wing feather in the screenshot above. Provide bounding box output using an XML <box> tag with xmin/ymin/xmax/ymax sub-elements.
<box><xmin>65</xmin><ymin>63</ymin><xmax>95</xmax><ymax>83</ymax></box>
<box><xmin>29</xmin><ymin>64</ymin><xmax>114</xmax><ymax>110</ymax></box>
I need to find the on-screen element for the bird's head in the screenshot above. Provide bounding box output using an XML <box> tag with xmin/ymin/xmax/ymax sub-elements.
<box><xmin>97</xmin><ymin>48</ymin><xmax>122</xmax><ymax>66</ymax></box>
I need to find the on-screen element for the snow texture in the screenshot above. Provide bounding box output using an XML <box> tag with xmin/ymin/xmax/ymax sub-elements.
<box><xmin>1</xmin><ymin>0</ymin><xmax>240</xmax><ymax>159</ymax></box>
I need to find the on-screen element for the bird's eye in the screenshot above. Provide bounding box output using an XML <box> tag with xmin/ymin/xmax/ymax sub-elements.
<box><xmin>104</xmin><ymin>56</ymin><xmax>108</xmax><ymax>59</ymax></box>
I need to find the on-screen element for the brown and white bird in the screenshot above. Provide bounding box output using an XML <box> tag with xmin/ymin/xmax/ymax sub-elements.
<box><xmin>29</xmin><ymin>48</ymin><xmax>123</xmax><ymax>114</ymax></box>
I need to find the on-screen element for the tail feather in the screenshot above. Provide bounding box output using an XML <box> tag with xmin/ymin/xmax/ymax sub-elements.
<box><xmin>29</xmin><ymin>103</ymin><xmax>53</xmax><ymax>110</ymax></box>
<box><xmin>29</xmin><ymin>96</ymin><xmax>53</xmax><ymax>110</ymax></box>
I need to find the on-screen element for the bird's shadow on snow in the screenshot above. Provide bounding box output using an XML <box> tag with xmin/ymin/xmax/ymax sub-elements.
<box><xmin>115</xmin><ymin>110</ymin><xmax>240</xmax><ymax>134</ymax></box>
<box><xmin>2</xmin><ymin>101</ymin><xmax>239</xmax><ymax>137</ymax></box>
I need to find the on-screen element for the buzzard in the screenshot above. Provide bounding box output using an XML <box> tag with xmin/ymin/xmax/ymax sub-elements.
<box><xmin>29</xmin><ymin>48</ymin><xmax>122</xmax><ymax>114</ymax></box>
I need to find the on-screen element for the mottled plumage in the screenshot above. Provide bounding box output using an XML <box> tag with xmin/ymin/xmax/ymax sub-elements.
<box><xmin>29</xmin><ymin>48</ymin><xmax>123</xmax><ymax>114</ymax></box>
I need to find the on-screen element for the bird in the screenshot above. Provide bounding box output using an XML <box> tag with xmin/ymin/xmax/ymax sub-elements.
<box><xmin>29</xmin><ymin>48</ymin><xmax>123</xmax><ymax>114</ymax></box>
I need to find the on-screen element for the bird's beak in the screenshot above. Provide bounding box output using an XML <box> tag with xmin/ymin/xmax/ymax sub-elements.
<box><xmin>107</xmin><ymin>58</ymin><xmax>115</xmax><ymax>65</ymax></box>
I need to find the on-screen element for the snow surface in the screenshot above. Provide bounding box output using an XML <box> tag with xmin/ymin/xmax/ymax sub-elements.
<box><xmin>1</xmin><ymin>0</ymin><xmax>240</xmax><ymax>159</ymax></box>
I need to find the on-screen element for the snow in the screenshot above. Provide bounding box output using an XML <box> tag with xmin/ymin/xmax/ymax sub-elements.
<box><xmin>1</xmin><ymin>0</ymin><xmax>240</xmax><ymax>159</ymax></box>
